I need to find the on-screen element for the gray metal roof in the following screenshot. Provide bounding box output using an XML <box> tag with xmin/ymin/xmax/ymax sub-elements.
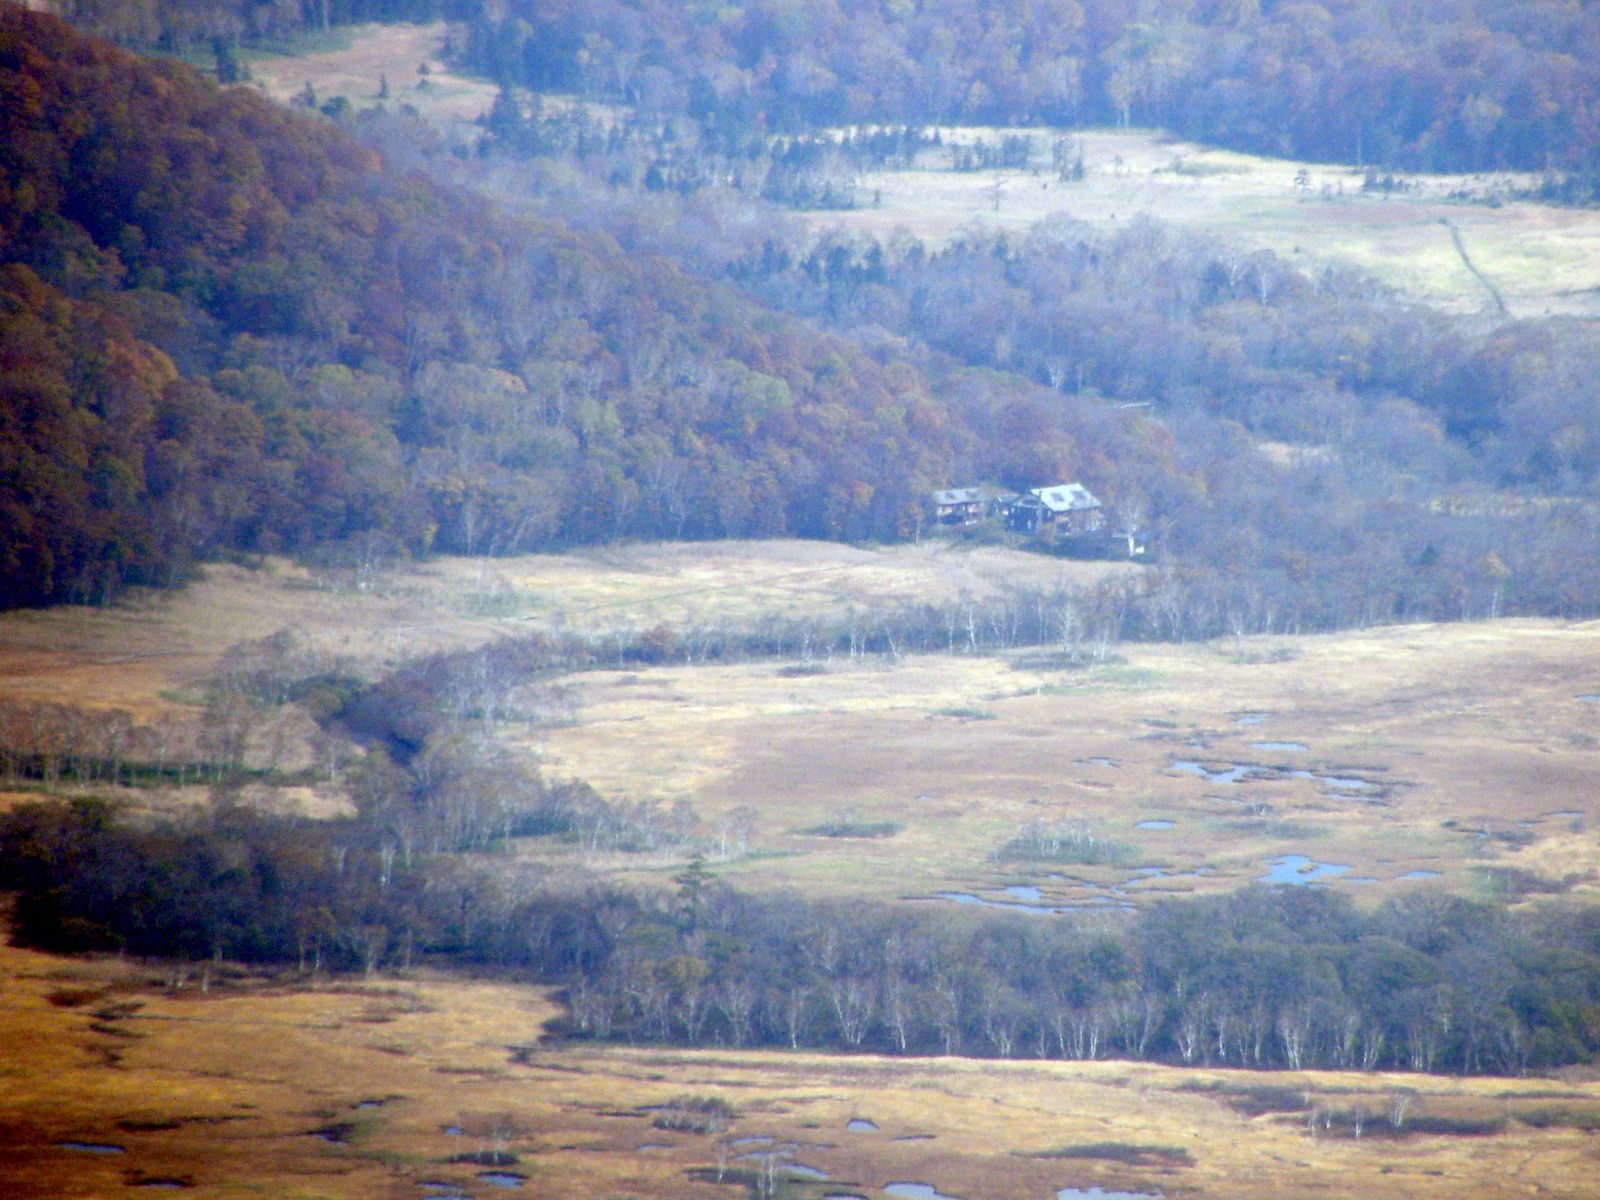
<box><xmin>1029</xmin><ymin>483</ymin><xmax>1100</xmax><ymax>512</ymax></box>
<box><xmin>929</xmin><ymin>487</ymin><xmax>991</xmax><ymax>505</ymax></box>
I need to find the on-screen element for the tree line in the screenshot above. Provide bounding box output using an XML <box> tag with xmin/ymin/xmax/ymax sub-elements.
<box><xmin>5</xmin><ymin>596</ymin><xmax>1599</xmax><ymax>1078</ymax></box>
<box><xmin>4</xmin><ymin>790</ymin><xmax>1598</xmax><ymax>1077</ymax></box>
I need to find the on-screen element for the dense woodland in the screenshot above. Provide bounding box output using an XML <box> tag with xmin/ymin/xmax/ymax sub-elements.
<box><xmin>0</xmin><ymin>9</ymin><xmax>966</xmax><ymax>606</ymax></box>
<box><xmin>6</xmin><ymin>790</ymin><xmax>1600</xmax><ymax>1078</ymax></box>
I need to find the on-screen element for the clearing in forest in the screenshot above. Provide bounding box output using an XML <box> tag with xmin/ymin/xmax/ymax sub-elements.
<box><xmin>804</xmin><ymin>126</ymin><xmax>1600</xmax><ymax>320</ymax></box>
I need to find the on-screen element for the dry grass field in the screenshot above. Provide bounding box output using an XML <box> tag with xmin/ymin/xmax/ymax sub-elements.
<box><xmin>810</xmin><ymin>128</ymin><xmax>1600</xmax><ymax>321</ymax></box>
<box><xmin>6</xmin><ymin>933</ymin><xmax>1600</xmax><ymax>1200</ymax></box>
<box><xmin>11</xmin><ymin>23</ymin><xmax>1600</xmax><ymax>1200</ymax></box>
<box><xmin>532</xmin><ymin>616</ymin><xmax>1600</xmax><ymax>909</ymax></box>
<box><xmin>0</xmin><ymin>543</ymin><xmax>1127</xmax><ymax>717</ymax></box>
<box><xmin>2</xmin><ymin>555</ymin><xmax>1599</xmax><ymax>1200</ymax></box>
<box><xmin>244</xmin><ymin>22</ymin><xmax>497</xmax><ymax>129</ymax></box>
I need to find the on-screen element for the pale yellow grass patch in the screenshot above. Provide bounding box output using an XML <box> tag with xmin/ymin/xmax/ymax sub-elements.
<box><xmin>536</xmin><ymin>619</ymin><xmax>1600</xmax><ymax>904</ymax></box>
<box><xmin>245</xmin><ymin>22</ymin><xmax>497</xmax><ymax>127</ymax></box>
<box><xmin>0</xmin><ymin>544</ymin><xmax>1126</xmax><ymax>717</ymax></box>
<box><xmin>443</xmin><ymin>538</ymin><xmax>1135</xmax><ymax>632</ymax></box>
<box><xmin>811</xmin><ymin>127</ymin><xmax>1600</xmax><ymax>318</ymax></box>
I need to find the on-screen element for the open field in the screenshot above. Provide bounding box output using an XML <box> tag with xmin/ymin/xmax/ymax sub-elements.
<box><xmin>0</xmin><ymin>542</ymin><xmax>1126</xmax><ymax>717</ymax></box>
<box><xmin>6</xmin><ymin>934</ymin><xmax>1600</xmax><ymax>1200</ymax></box>
<box><xmin>533</xmin><ymin>618</ymin><xmax>1600</xmax><ymax>909</ymax></box>
<box><xmin>243</xmin><ymin>22</ymin><xmax>497</xmax><ymax>130</ymax></box>
<box><xmin>808</xmin><ymin>128</ymin><xmax>1600</xmax><ymax>320</ymax></box>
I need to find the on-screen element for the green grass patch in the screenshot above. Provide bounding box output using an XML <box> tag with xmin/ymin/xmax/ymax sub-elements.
<box><xmin>932</xmin><ymin>705</ymin><xmax>996</xmax><ymax>720</ymax></box>
<box><xmin>797</xmin><ymin>819</ymin><xmax>903</xmax><ymax>839</ymax></box>
<box><xmin>650</xmin><ymin>1094</ymin><xmax>735</xmax><ymax>1134</ymax></box>
<box><xmin>235</xmin><ymin>27</ymin><xmax>357</xmax><ymax>62</ymax></box>
<box><xmin>777</xmin><ymin>662</ymin><xmax>829</xmax><ymax>677</ymax></box>
<box><xmin>1030</xmin><ymin>1141</ymin><xmax>1195</xmax><ymax>1167</ymax></box>
<box><xmin>1162</xmin><ymin>156</ymin><xmax>1240</xmax><ymax>178</ymax></box>
<box><xmin>994</xmin><ymin>820</ymin><xmax>1139</xmax><ymax>866</ymax></box>
<box><xmin>1514</xmin><ymin>1106</ymin><xmax>1600</xmax><ymax>1131</ymax></box>
<box><xmin>1222</xmin><ymin>818</ymin><xmax>1329</xmax><ymax>840</ymax></box>
<box><xmin>1177</xmin><ymin>1080</ymin><xmax>1309</xmax><ymax>1116</ymax></box>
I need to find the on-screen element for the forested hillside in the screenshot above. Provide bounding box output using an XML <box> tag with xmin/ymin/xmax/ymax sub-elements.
<box><xmin>0</xmin><ymin>8</ymin><xmax>961</xmax><ymax>606</ymax></box>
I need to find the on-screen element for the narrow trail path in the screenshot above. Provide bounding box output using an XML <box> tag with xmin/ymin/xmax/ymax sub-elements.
<box><xmin>1441</xmin><ymin>217</ymin><xmax>1509</xmax><ymax>316</ymax></box>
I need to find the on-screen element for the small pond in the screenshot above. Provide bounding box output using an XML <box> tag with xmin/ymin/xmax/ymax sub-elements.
<box><xmin>1170</xmin><ymin>760</ymin><xmax>1254</xmax><ymax>784</ymax></box>
<box><xmin>937</xmin><ymin>892</ymin><xmax>1048</xmax><ymax>913</ymax></box>
<box><xmin>1234</xmin><ymin>712</ymin><xmax>1267</xmax><ymax>725</ymax></box>
<box><xmin>1260</xmin><ymin>855</ymin><xmax>1350</xmax><ymax>886</ymax></box>
<box><xmin>885</xmin><ymin>1184</ymin><xmax>961</xmax><ymax>1200</ymax></box>
<box><xmin>55</xmin><ymin>1142</ymin><xmax>126</xmax><ymax>1155</ymax></box>
<box><xmin>1057</xmin><ymin>1189</ymin><xmax>1162</xmax><ymax>1200</ymax></box>
<box><xmin>1398</xmin><ymin>869</ymin><xmax>1441</xmax><ymax>880</ymax></box>
<box><xmin>477</xmin><ymin>1171</ymin><xmax>525</xmax><ymax>1189</ymax></box>
<box><xmin>1136</xmin><ymin>819</ymin><xmax>1175</xmax><ymax>830</ymax></box>
<box><xmin>783</xmin><ymin>1164</ymin><xmax>830</xmax><ymax>1180</ymax></box>
<box><xmin>848</xmin><ymin>1119</ymin><xmax>878</xmax><ymax>1132</ymax></box>
<box><xmin>1251</xmin><ymin>741</ymin><xmax>1308</xmax><ymax>753</ymax></box>
<box><xmin>1171</xmin><ymin>757</ymin><xmax>1382</xmax><ymax>796</ymax></box>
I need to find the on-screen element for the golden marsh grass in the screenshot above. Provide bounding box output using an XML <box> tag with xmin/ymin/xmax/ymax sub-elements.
<box><xmin>5</xmin><ymin>935</ymin><xmax>1599</xmax><ymax>1200</ymax></box>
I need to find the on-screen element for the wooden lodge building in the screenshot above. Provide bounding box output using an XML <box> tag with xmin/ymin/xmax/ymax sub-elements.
<box><xmin>927</xmin><ymin>486</ymin><xmax>1009</xmax><ymax>526</ymax></box>
<box><xmin>1004</xmin><ymin>483</ymin><xmax>1105</xmax><ymax>536</ymax></box>
<box><xmin>926</xmin><ymin>482</ymin><xmax>1131</xmax><ymax>552</ymax></box>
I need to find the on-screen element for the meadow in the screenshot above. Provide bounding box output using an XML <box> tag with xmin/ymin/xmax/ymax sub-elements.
<box><xmin>531</xmin><ymin>615</ymin><xmax>1600</xmax><ymax>910</ymax></box>
<box><xmin>242</xmin><ymin>21</ymin><xmax>498</xmax><ymax>126</ymax></box>
<box><xmin>4</xmin><ymin>542</ymin><xmax>1595</xmax><ymax>905</ymax></box>
<box><xmin>807</xmin><ymin>127</ymin><xmax>1600</xmax><ymax>321</ymax></box>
